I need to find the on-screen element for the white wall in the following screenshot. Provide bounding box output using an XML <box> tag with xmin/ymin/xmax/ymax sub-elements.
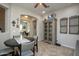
<box><xmin>1</xmin><ymin>3</ymin><xmax>79</xmax><ymax>50</ymax></box>
<box><xmin>0</xmin><ymin>4</ymin><xmax>44</xmax><ymax>50</ymax></box>
<box><xmin>10</xmin><ymin>4</ymin><xmax>44</xmax><ymax>41</ymax></box>
<box><xmin>0</xmin><ymin>3</ymin><xmax>11</xmax><ymax>49</ymax></box>
<box><xmin>44</xmin><ymin>4</ymin><xmax>79</xmax><ymax>49</ymax></box>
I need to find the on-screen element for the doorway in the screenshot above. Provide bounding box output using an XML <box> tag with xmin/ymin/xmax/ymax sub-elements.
<box><xmin>20</xmin><ymin>15</ymin><xmax>37</xmax><ymax>37</ymax></box>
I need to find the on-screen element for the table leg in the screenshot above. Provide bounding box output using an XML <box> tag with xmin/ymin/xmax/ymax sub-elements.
<box><xmin>14</xmin><ymin>47</ymin><xmax>20</xmax><ymax>56</ymax></box>
<box><xmin>11</xmin><ymin>47</ymin><xmax>16</xmax><ymax>56</ymax></box>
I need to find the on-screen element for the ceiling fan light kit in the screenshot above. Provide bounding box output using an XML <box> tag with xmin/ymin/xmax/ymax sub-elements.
<box><xmin>34</xmin><ymin>3</ymin><xmax>49</xmax><ymax>8</ymax></box>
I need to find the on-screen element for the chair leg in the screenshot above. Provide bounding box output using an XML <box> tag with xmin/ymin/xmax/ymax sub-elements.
<box><xmin>12</xmin><ymin>51</ymin><xmax>15</xmax><ymax>56</ymax></box>
<box><xmin>36</xmin><ymin>44</ymin><xmax>38</xmax><ymax>52</ymax></box>
<box><xmin>32</xmin><ymin>46</ymin><xmax>35</xmax><ymax>56</ymax></box>
<box><xmin>36</xmin><ymin>38</ymin><xmax>38</xmax><ymax>52</ymax></box>
<box><xmin>35</xmin><ymin>44</ymin><xmax>38</xmax><ymax>52</ymax></box>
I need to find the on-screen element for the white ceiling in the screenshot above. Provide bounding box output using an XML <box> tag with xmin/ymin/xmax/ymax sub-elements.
<box><xmin>12</xmin><ymin>3</ymin><xmax>75</xmax><ymax>16</ymax></box>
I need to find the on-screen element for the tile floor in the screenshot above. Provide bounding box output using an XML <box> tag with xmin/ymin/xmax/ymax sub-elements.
<box><xmin>36</xmin><ymin>42</ymin><xmax>74</xmax><ymax>56</ymax></box>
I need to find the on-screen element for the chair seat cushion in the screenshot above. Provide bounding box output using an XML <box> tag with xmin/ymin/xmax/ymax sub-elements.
<box><xmin>0</xmin><ymin>48</ymin><xmax>13</xmax><ymax>55</ymax></box>
<box><xmin>21</xmin><ymin>50</ymin><xmax>33</xmax><ymax>56</ymax></box>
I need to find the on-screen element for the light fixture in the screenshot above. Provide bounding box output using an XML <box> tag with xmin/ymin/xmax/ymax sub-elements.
<box><xmin>12</xmin><ymin>21</ymin><xmax>16</xmax><ymax>27</ymax></box>
<box><xmin>34</xmin><ymin>3</ymin><xmax>49</xmax><ymax>8</ymax></box>
<box><xmin>42</xmin><ymin>11</ymin><xmax>46</xmax><ymax>14</ymax></box>
<box><xmin>40</xmin><ymin>3</ymin><xmax>42</xmax><ymax>5</ymax></box>
<box><xmin>49</xmin><ymin>15</ymin><xmax>51</xmax><ymax>18</ymax></box>
<box><xmin>25</xmin><ymin>16</ymin><xmax>28</xmax><ymax>18</ymax></box>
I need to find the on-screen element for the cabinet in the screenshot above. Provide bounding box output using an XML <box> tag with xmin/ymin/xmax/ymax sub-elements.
<box><xmin>43</xmin><ymin>19</ymin><xmax>57</xmax><ymax>44</ymax></box>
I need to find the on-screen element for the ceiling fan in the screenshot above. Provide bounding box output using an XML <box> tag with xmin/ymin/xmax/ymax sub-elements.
<box><xmin>34</xmin><ymin>3</ymin><xmax>49</xmax><ymax>8</ymax></box>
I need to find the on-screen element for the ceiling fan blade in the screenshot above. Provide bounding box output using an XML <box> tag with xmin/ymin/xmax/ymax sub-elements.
<box><xmin>34</xmin><ymin>3</ymin><xmax>39</xmax><ymax>8</ymax></box>
<box><xmin>42</xmin><ymin>3</ymin><xmax>49</xmax><ymax>8</ymax></box>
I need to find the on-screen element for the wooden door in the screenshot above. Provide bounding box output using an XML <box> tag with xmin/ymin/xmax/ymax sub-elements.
<box><xmin>0</xmin><ymin>7</ymin><xmax>5</xmax><ymax>32</ymax></box>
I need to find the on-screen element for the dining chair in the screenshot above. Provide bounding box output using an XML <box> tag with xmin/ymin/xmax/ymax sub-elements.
<box><xmin>33</xmin><ymin>36</ymin><xmax>38</xmax><ymax>52</ymax></box>
<box><xmin>20</xmin><ymin>41</ymin><xmax>35</xmax><ymax>56</ymax></box>
<box><xmin>24</xmin><ymin>36</ymin><xmax>38</xmax><ymax>52</ymax></box>
<box><xmin>0</xmin><ymin>48</ymin><xmax>14</xmax><ymax>56</ymax></box>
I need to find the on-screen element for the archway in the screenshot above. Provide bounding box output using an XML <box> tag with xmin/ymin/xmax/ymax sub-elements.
<box><xmin>20</xmin><ymin>15</ymin><xmax>37</xmax><ymax>37</ymax></box>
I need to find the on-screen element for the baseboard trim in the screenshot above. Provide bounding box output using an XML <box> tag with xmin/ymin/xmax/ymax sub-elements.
<box><xmin>60</xmin><ymin>43</ymin><xmax>75</xmax><ymax>49</ymax></box>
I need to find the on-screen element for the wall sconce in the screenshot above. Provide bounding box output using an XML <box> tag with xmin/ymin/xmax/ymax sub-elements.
<box><xmin>12</xmin><ymin>21</ymin><xmax>16</xmax><ymax>27</ymax></box>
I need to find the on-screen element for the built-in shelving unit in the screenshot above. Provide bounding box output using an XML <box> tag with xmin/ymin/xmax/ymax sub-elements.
<box><xmin>43</xmin><ymin>19</ymin><xmax>57</xmax><ymax>44</ymax></box>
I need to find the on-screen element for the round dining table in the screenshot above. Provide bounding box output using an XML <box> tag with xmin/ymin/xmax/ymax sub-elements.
<box><xmin>4</xmin><ymin>37</ymin><xmax>34</xmax><ymax>56</ymax></box>
<box><xmin>4</xmin><ymin>39</ymin><xmax>21</xmax><ymax>47</ymax></box>
<box><xmin>4</xmin><ymin>39</ymin><xmax>21</xmax><ymax>56</ymax></box>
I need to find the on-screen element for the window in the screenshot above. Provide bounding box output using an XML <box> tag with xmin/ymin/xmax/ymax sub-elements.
<box><xmin>69</xmin><ymin>15</ymin><xmax>79</xmax><ymax>34</ymax></box>
<box><xmin>0</xmin><ymin>6</ymin><xmax>5</xmax><ymax>32</ymax></box>
<box><xmin>60</xmin><ymin>18</ymin><xmax>68</xmax><ymax>34</ymax></box>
